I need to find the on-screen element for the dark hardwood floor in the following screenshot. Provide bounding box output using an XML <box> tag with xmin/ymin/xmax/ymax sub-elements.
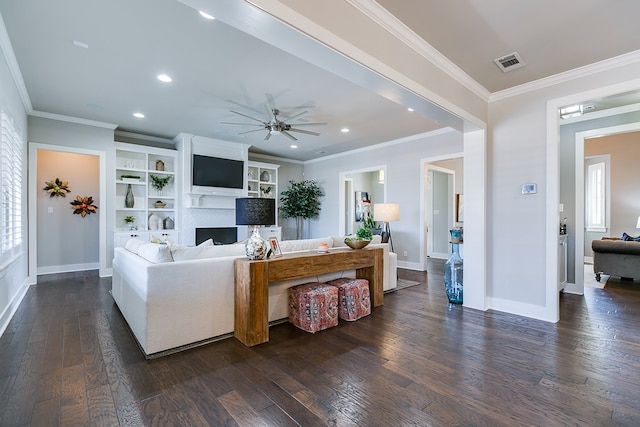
<box><xmin>1</xmin><ymin>262</ymin><xmax>639</xmax><ymax>426</ymax></box>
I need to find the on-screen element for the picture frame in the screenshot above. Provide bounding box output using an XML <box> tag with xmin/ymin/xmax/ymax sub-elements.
<box><xmin>456</xmin><ymin>193</ymin><xmax>464</xmax><ymax>223</ymax></box>
<box><xmin>269</xmin><ymin>237</ymin><xmax>282</xmax><ymax>257</ymax></box>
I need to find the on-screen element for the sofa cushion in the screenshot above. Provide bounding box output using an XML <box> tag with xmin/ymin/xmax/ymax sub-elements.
<box><xmin>171</xmin><ymin>243</ymin><xmax>246</xmax><ymax>261</ymax></box>
<box><xmin>137</xmin><ymin>242</ymin><xmax>174</xmax><ymax>263</ymax></box>
<box><xmin>125</xmin><ymin>238</ymin><xmax>147</xmax><ymax>254</ymax></box>
<box><xmin>279</xmin><ymin>237</ymin><xmax>334</xmax><ymax>253</ymax></box>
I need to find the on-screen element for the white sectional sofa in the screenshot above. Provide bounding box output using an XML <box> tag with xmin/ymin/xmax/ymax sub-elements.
<box><xmin>112</xmin><ymin>235</ymin><xmax>397</xmax><ymax>357</ymax></box>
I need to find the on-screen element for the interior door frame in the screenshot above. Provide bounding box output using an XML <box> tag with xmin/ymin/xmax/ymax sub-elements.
<box><xmin>28</xmin><ymin>143</ymin><xmax>107</xmax><ymax>283</ymax></box>
<box><xmin>425</xmin><ymin>164</ymin><xmax>456</xmax><ymax>260</ymax></box>
<box><xmin>338</xmin><ymin>165</ymin><xmax>386</xmax><ymax>236</ymax></box>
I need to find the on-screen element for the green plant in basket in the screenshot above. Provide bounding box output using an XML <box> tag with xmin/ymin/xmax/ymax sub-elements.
<box><xmin>355</xmin><ymin>226</ymin><xmax>373</xmax><ymax>241</ymax></box>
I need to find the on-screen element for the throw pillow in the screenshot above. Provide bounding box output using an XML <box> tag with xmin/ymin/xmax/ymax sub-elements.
<box><xmin>136</xmin><ymin>243</ymin><xmax>174</xmax><ymax>263</ymax></box>
<box><xmin>125</xmin><ymin>238</ymin><xmax>147</xmax><ymax>254</ymax></box>
<box><xmin>197</xmin><ymin>238</ymin><xmax>214</xmax><ymax>247</ymax></box>
<box><xmin>621</xmin><ymin>232</ymin><xmax>640</xmax><ymax>242</ymax></box>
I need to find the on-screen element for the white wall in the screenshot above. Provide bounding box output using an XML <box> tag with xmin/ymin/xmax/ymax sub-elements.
<box><xmin>0</xmin><ymin>39</ymin><xmax>29</xmax><ymax>334</ymax></box>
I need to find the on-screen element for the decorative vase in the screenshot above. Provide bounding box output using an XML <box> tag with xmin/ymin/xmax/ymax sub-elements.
<box><xmin>260</xmin><ymin>170</ymin><xmax>270</xmax><ymax>181</ymax></box>
<box><xmin>125</xmin><ymin>184</ymin><xmax>134</xmax><ymax>208</ymax></box>
<box><xmin>245</xmin><ymin>226</ymin><xmax>268</xmax><ymax>260</ymax></box>
<box><xmin>148</xmin><ymin>213</ymin><xmax>162</xmax><ymax>230</ymax></box>
<box><xmin>444</xmin><ymin>229</ymin><xmax>463</xmax><ymax>304</ymax></box>
<box><xmin>163</xmin><ymin>216</ymin><xmax>174</xmax><ymax>230</ymax></box>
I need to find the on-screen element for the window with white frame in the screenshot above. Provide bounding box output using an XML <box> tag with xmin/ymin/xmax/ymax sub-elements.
<box><xmin>586</xmin><ymin>161</ymin><xmax>606</xmax><ymax>232</ymax></box>
<box><xmin>1</xmin><ymin>111</ymin><xmax>23</xmax><ymax>264</ymax></box>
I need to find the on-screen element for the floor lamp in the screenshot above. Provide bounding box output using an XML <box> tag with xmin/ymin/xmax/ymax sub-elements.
<box><xmin>373</xmin><ymin>203</ymin><xmax>399</xmax><ymax>253</ymax></box>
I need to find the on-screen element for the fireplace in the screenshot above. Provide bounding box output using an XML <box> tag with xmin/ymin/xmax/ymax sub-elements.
<box><xmin>195</xmin><ymin>227</ymin><xmax>238</xmax><ymax>245</ymax></box>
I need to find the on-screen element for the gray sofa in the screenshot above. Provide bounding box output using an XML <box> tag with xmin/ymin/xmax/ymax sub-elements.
<box><xmin>591</xmin><ymin>237</ymin><xmax>640</xmax><ymax>281</ymax></box>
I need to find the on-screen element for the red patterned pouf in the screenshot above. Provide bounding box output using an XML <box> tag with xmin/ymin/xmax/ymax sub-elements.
<box><xmin>326</xmin><ymin>278</ymin><xmax>371</xmax><ymax>321</ymax></box>
<box><xmin>288</xmin><ymin>282</ymin><xmax>339</xmax><ymax>333</ymax></box>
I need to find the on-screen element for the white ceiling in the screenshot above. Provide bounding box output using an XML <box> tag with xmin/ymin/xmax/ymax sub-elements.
<box><xmin>1</xmin><ymin>0</ymin><xmax>639</xmax><ymax>161</ymax></box>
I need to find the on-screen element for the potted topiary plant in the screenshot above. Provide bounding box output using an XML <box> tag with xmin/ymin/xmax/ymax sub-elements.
<box><xmin>150</xmin><ymin>174</ymin><xmax>172</xmax><ymax>196</ymax></box>
<box><xmin>280</xmin><ymin>180</ymin><xmax>323</xmax><ymax>239</ymax></box>
<box><xmin>124</xmin><ymin>215</ymin><xmax>136</xmax><ymax>230</ymax></box>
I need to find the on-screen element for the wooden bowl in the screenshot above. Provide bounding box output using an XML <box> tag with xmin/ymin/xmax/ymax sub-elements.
<box><xmin>344</xmin><ymin>238</ymin><xmax>371</xmax><ymax>249</ymax></box>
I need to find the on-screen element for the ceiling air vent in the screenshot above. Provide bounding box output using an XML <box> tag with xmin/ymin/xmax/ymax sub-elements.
<box><xmin>493</xmin><ymin>52</ymin><xmax>526</xmax><ymax>72</ymax></box>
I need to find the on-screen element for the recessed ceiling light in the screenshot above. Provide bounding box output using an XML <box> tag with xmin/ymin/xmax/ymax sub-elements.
<box><xmin>407</xmin><ymin>107</ymin><xmax>414</xmax><ymax>112</ymax></box>
<box><xmin>340</xmin><ymin>128</ymin><xmax>350</xmax><ymax>133</ymax></box>
<box><xmin>290</xmin><ymin>144</ymin><xmax>298</xmax><ymax>149</ymax></box>
<box><xmin>199</xmin><ymin>11</ymin><xmax>215</xmax><ymax>20</ymax></box>
<box><xmin>73</xmin><ymin>40</ymin><xmax>89</xmax><ymax>49</ymax></box>
<box><xmin>133</xmin><ymin>112</ymin><xmax>145</xmax><ymax>118</ymax></box>
<box><xmin>157</xmin><ymin>74</ymin><xmax>172</xmax><ymax>83</ymax></box>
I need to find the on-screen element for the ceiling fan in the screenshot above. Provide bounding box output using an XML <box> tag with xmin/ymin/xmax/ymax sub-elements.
<box><xmin>222</xmin><ymin>106</ymin><xmax>326</xmax><ymax>141</ymax></box>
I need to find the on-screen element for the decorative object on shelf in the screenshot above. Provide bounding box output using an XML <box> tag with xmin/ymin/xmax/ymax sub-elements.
<box><xmin>70</xmin><ymin>195</ymin><xmax>98</xmax><ymax>218</ymax></box>
<box><xmin>125</xmin><ymin>184</ymin><xmax>135</xmax><ymax>208</ymax></box>
<box><xmin>120</xmin><ymin>174</ymin><xmax>141</xmax><ymax>182</ymax></box>
<box><xmin>150</xmin><ymin>174</ymin><xmax>172</xmax><ymax>196</ymax></box>
<box><xmin>373</xmin><ymin>203</ymin><xmax>400</xmax><ymax>252</ymax></box>
<box><xmin>261</xmin><ymin>186</ymin><xmax>272</xmax><ymax>197</ymax></box>
<box><xmin>124</xmin><ymin>160</ymin><xmax>136</xmax><ymax>168</ymax></box>
<box><xmin>260</xmin><ymin>170</ymin><xmax>270</xmax><ymax>181</ymax></box>
<box><xmin>163</xmin><ymin>216</ymin><xmax>174</xmax><ymax>230</ymax></box>
<box><xmin>280</xmin><ymin>180</ymin><xmax>323</xmax><ymax>239</ymax></box>
<box><xmin>269</xmin><ymin>237</ymin><xmax>282</xmax><ymax>257</ymax></box>
<box><xmin>248</xmin><ymin>169</ymin><xmax>255</xmax><ymax>180</ymax></box>
<box><xmin>155</xmin><ymin>160</ymin><xmax>165</xmax><ymax>171</ymax></box>
<box><xmin>154</xmin><ymin>200</ymin><xmax>166</xmax><ymax>208</ymax></box>
<box><xmin>444</xmin><ymin>228</ymin><xmax>463</xmax><ymax>304</ymax></box>
<box><xmin>43</xmin><ymin>177</ymin><xmax>70</xmax><ymax>197</ymax></box>
<box><xmin>124</xmin><ymin>215</ymin><xmax>137</xmax><ymax>230</ymax></box>
<box><xmin>148</xmin><ymin>213</ymin><xmax>163</xmax><ymax>230</ymax></box>
<box><xmin>236</xmin><ymin>197</ymin><xmax>276</xmax><ymax>260</ymax></box>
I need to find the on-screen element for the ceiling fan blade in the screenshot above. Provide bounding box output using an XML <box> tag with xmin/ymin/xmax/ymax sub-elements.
<box><xmin>282</xmin><ymin>131</ymin><xmax>298</xmax><ymax>141</ymax></box>
<box><xmin>288</xmin><ymin>122</ymin><xmax>327</xmax><ymax>127</ymax></box>
<box><xmin>220</xmin><ymin>122</ymin><xmax>264</xmax><ymax>126</ymax></box>
<box><xmin>288</xmin><ymin>128</ymin><xmax>320</xmax><ymax>136</ymax></box>
<box><xmin>283</xmin><ymin>110</ymin><xmax>308</xmax><ymax>122</ymax></box>
<box><xmin>264</xmin><ymin>131</ymin><xmax>272</xmax><ymax>141</ymax></box>
<box><xmin>265</xmin><ymin>105</ymin><xmax>275</xmax><ymax>121</ymax></box>
<box><xmin>229</xmin><ymin>110</ymin><xmax>266</xmax><ymax>124</ymax></box>
<box><xmin>237</xmin><ymin>128</ymin><xmax>265</xmax><ymax>135</ymax></box>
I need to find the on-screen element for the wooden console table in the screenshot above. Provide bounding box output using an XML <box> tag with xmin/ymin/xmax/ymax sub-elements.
<box><xmin>234</xmin><ymin>247</ymin><xmax>384</xmax><ymax>346</ymax></box>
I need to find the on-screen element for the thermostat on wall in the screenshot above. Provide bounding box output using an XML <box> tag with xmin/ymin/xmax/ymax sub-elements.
<box><xmin>522</xmin><ymin>183</ymin><xmax>537</xmax><ymax>194</ymax></box>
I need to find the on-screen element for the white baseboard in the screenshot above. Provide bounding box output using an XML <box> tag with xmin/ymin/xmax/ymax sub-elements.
<box><xmin>562</xmin><ymin>282</ymin><xmax>584</xmax><ymax>295</ymax></box>
<box><xmin>37</xmin><ymin>262</ymin><xmax>99</xmax><ymax>275</ymax></box>
<box><xmin>396</xmin><ymin>260</ymin><xmax>423</xmax><ymax>271</ymax></box>
<box><xmin>487</xmin><ymin>296</ymin><xmax>558</xmax><ymax>323</ymax></box>
<box><xmin>0</xmin><ymin>278</ymin><xmax>30</xmax><ymax>337</ymax></box>
<box><xmin>100</xmin><ymin>268</ymin><xmax>112</xmax><ymax>277</ymax></box>
<box><xmin>584</xmin><ymin>256</ymin><xmax>593</xmax><ymax>264</ymax></box>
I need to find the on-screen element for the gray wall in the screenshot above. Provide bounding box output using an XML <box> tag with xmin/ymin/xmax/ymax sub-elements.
<box><xmin>303</xmin><ymin>130</ymin><xmax>463</xmax><ymax>267</ymax></box>
<box><xmin>36</xmin><ymin>150</ymin><xmax>100</xmax><ymax>272</ymax></box>
<box><xmin>559</xmin><ymin>111</ymin><xmax>640</xmax><ymax>282</ymax></box>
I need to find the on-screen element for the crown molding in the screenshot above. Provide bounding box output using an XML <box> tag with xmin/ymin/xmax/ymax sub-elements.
<box><xmin>31</xmin><ymin>110</ymin><xmax>117</xmax><ymax>129</ymax></box>
<box><xmin>490</xmin><ymin>49</ymin><xmax>640</xmax><ymax>102</ymax></box>
<box><xmin>304</xmin><ymin>127</ymin><xmax>456</xmax><ymax>164</ymax></box>
<box><xmin>0</xmin><ymin>12</ymin><xmax>32</xmax><ymax>113</ymax></box>
<box><xmin>346</xmin><ymin>0</ymin><xmax>491</xmax><ymax>102</ymax></box>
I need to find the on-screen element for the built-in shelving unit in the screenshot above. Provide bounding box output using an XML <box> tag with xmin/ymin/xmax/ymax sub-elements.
<box><xmin>114</xmin><ymin>143</ymin><xmax>180</xmax><ymax>246</ymax></box>
<box><xmin>247</xmin><ymin>160</ymin><xmax>281</xmax><ymax>239</ymax></box>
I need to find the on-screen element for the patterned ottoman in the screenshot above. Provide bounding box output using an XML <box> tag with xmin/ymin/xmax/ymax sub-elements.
<box><xmin>326</xmin><ymin>278</ymin><xmax>371</xmax><ymax>321</ymax></box>
<box><xmin>288</xmin><ymin>282</ymin><xmax>339</xmax><ymax>333</ymax></box>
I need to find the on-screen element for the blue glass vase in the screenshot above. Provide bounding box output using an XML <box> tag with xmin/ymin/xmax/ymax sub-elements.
<box><xmin>444</xmin><ymin>229</ymin><xmax>463</xmax><ymax>304</ymax></box>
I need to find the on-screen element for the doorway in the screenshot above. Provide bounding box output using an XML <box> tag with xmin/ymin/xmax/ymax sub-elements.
<box><xmin>338</xmin><ymin>165</ymin><xmax>386</xmax><ymax>236</ymax></box>
<box><xmin>425</xmin><ymin>166</ymin><xmax>455</xmax><ymax>259</ymax></box>
<box><xmin>28</xmin><ymin>143</ymin><xmax>107</xmax><ymax>283</ymax></box>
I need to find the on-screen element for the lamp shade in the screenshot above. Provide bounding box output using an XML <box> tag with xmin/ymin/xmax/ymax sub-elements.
<box><xmin>235</xmin><ymin>198</ymin><xmax>275</xmax><ymax>226</ymax></box>
<box><xmin>637</xmin><ymin>216</ymin><xmax>640</xmax><ymax>229</ymax></box>
<box><xmin>373</xmin><ymin>203</ymin><xmax>399</xmax><ymax>222</ymax></box>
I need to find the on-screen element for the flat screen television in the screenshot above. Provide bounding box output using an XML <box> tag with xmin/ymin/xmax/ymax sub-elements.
<box><xmin>192</xmin><ymin>154</ymin><xmax>244</xmax><ymax>195</ymax></box>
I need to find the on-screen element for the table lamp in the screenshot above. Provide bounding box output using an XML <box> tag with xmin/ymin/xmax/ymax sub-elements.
<box><xmin>235</xmin><ymin>198</ymin><xmax>275</xmax><ymax>260</ymax></box>
<box><xmin>373</xmin><ymin>203</ymin><xmax>399</xmax><ymax>252</ymax></box>
<box><xmin>637</xmin><ymin>215</ymin><xmax>640</xmax><ymax>230</ymax></box>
